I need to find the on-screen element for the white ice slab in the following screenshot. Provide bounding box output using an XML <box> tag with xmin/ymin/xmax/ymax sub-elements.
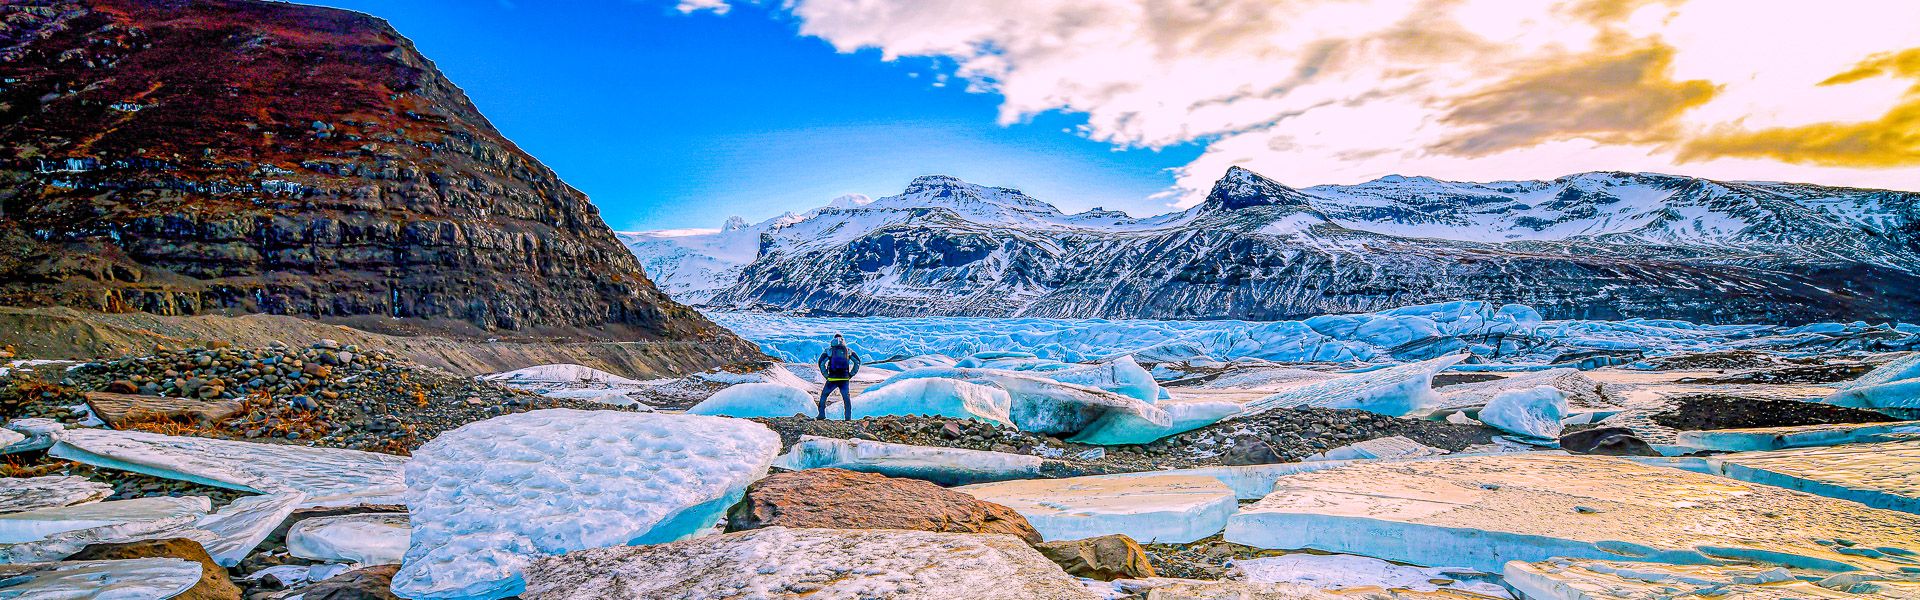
<box><xmin>771</xmin><ymin>436</ymin><xmax>1042</xmax><ymax>486</ymax></box>
<box><xmin>957</xmin><ymin>474</ymin><xmax>1236</xmax><ymax>543</ymax></box>
<box><xmin>866</xmin><ymin>368</ymin><xmax>1169</xmax><ymax>436</ymax></box>
<box><xmin>1224</xmin><ymin>453</ymin><xmax>1920</xmax><ymax>574</ymax></box>
<box><xmin>1230</xmin><ymin>554</ymin><xmax>1510</xmax><ymax>597</ymax></box>
<box><xmin>1069</xmin><ymin>399</ymin><xmax>1242</xmax><ymax>445</ymax></box>
<box><xmin>1690</xmin><ymin>440</ymin><xmax>1920</xmax><ymax>515</ymax></box>
<box><xmin>1675</xmin><ymin>421</ymin><xmax>1920</xmax><ymax>452</ymax></box>
<box><xmin>480</xmin><ymin>363</ymin><xmax>641</xmax><ymax>386</ymax></box>
<box><xmin>2</xmin><ymin>418</ymin><xmax>64</xmax><ymax>454</ymax></box>
<box><xmin>1476</xmin><ymin>385</ymin><xmax>1568</xmax><ymax>441</ymax></box>
<box><xmin>0</xmin><ymin>496</ymin><xmax>208</xmax><ymax>544</ymax></box>
<box><xmin>685</xmin><ymin>382</ymin><xmax>826</xmax><ymax>418</ymax></box>
<box><xmin>49</xmin><ymin>428</ymin><xmax>407</xmax><ymax>508</ymax></box>
<box><xmin>0</xmin><ymin>477</ymin><xmax>113</xmax><ymax>514</ymax></box>
<box><xmin>393</xmin><ymin>409</ymin><xmax>780</xmax><ymax>600</ymax></box>
<box><xmin>520</xmin><ymin>526</ymin><xmax>1100</xmax><ymax>600</ymax></box>
<box><xmin>849</xmin><ymin>377</ymin><xmax>1015</xmax><ymax>426</ymax></box>
<box><xmin>1822</xmin><ymin>353</ymin><xmax>1920</xmax><ymax>417</ymax></box>
<box><xmin>0</xmin><ymin>492</ymin><xmax>300</xmax><ymax>566</ymax></box>
<box><xmin>0</xmin><ymin>558</ymin><xmax>203</xmax><ymax>600</ymax></box>
<box><xmin>1240</xmin><ymin>354</ymin><xmax>1466</xmax><ymax>418</ymax></box>
<box><xmin>1431</xmin><ymin>369</ymin><xmax>1612</xmax><ymax>413</ymax></box>
<box><xmin>1505</xmin><ymin>558</ymin><xmax>1920</xmax><ymax>599</ymax></box>
<box><xmin>1040</xmin><ymin>356</ymin><xmax>1163</xmax><ymax>404</ymax></box>
<box><xmin>288</xmin><ymin>512</ymin><xmax>409</xmax><ymax>566</ymax></box>
<box><xmin>1303</xmin><ymin>436</ymin><xmax>1448</xmax><ymax>462</ymax></box>
<box><xmin>0</xmin><ymin>428</ymin><xmax>20</xmax><ymax>449</ymax></box>
<box><xmin>193</xmin><ymin>492</ymin><xmax>305</xmax><ymax>567</ymax></box>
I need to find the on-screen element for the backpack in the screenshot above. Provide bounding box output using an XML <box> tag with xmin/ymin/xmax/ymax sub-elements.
<box><xmin>826</xmin><ymin>348</ymin><xmax>852</xmax><ymax>378</ymax></box>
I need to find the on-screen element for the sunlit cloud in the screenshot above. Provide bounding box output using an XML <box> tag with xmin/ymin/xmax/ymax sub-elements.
<box><xmin>713</xmin><ymin>0</ymin><xmax>1920</xmax><ymax>204</ymax></box>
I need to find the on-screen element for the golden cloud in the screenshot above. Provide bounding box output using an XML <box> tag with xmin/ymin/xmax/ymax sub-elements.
<box><xmin>1433</xmin><ymin>44</ymin><xmax>1717</xmax><ymax>157</ymax></box>
<box><xmin>1680</xmin><ymin>47</ymin><xmax>1920</xmax><ymax>168</ymax></box>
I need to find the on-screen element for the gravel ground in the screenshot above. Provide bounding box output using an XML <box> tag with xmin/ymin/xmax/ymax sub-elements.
<box><xmin>1648</xmin><ymin>393</ymin><xmax>1898</xmax><ymax>431</ymax></box>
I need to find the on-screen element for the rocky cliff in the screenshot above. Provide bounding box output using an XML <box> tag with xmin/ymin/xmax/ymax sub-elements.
<box><xmin>0</xmin><ymin>0</ymin><xmax>759</xmax><ymax>362</ymax></box>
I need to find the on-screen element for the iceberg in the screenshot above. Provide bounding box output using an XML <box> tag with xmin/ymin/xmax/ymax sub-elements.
<box><xmin>1302</xmin><ymin>436</ymin><xmax>1448</xmax><ymax>462</ymax></box>
<box><xmin>1674</xmin><ymin>420</ymin><xmax>1920</xmax><ymax>452</ymax></box>
<box><xmin>392</xmin><ymin>409</ymin><xmax>781</xmax><ymax>600</ymax></box>
<box><xmin>685</xmin><ymin>382</ymin><xmax>825</xmax><ymax>418</ymax></box>
<box><xmin>956</xmin><ymin>474</ymin><xmax>1237</xmax><ymax>543</ymax></box>
<box><xmin>1505</xmin><ymin>558</ymin><xmax>1920</xmax><ymax>600</ymax></box>
<box><xmin>0</xmin><ymin>477</ymin><xmax>113</xmax><ymax>514</ymax></box>
<box><xmin>771</xmin><ymin>436</ymin><xmax>1042</xmax><ymax>486</ymax></box>
<box><xmin>1230</xmin><ymin>554</ymin><xmax>1510</xmax><ymax>598</ymax></box>
<box><xmin>49</xmin><ymin>429</ymin><xmax>408</xmax><ymax>508</ymax></box>
<box><xmin>1034</xmin><ymin>356</ymin><xmax>1162</xmax><ymax>403</ymax></box>
<box><xmin>0</xmin><ymin>558</ymin><xmax>204</xmax><ymax>599</ymax></box>
<box><xmin>848</xmin><ymin>377</ymin><xmax>1014</xmax><ymax>426</ymax></box>
<box><xmin>0</xmin><ymin>496</ymin><xmax>208</xmax><ymax>545</ymax></box>
<box><xmin>1428</xmin><ymin>369</ymin><xmax>1612</xmax><ymax>414</ymax></box>
<box><xmin>1677</xmin><ymin>440</ymin><xmax>1920</xmax><ymax>515</ymax></box>
<box><xmin>1239</xmin><ymin>354</ymin><xmax>1466</xmax><ymax>418</ymax></box>
<box><xmin>1475</xmin><ymin>385</ymin><xmax>1568</xmax><ymax>442</ymax></box>
<box><xmin>864</xmin><ymin>367</ymin><xmax>1167</xmax><ymax>435</ymax></box>
<box><xmin>521</xmin><ymin>526</ymin><xmax>1098</xmax><ymax>600</ymax></box>
<box><xmin>287</xmin><ymin>512</ymin><xmax>410</xmax><ymax>566</ymax></box>
<box><xmin>1822</xmin><ymin>353</ymin><xmax>1920</xmax><ymax>417</ymax></box>
<box><xmin>1224</xmin><ymin>453</ymin><xmax>1920</xmax><ymax>573</ymax></box>
<box><xmin>1067</xmin><ymin>399</ymin><xmax>1241</xmax><ymax>445</ymax></box>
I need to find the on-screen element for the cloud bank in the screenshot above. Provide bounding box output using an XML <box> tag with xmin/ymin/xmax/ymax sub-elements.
<box><xmin>748</xmin><ymin>0</ymin><xmax>1920</xmax><ymax>205</ymax></box>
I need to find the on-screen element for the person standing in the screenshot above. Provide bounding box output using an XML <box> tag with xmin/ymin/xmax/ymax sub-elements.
<box><xmin>815</xmin><ymin>334</ymin><xmax>861</xmax><ymax>420</ymax></box>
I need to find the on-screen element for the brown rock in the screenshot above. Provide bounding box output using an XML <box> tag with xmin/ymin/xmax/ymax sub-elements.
<box><xmin>1559</xmin><ymin>427</ymin><xmax>1658</xmax><ymax>456</ymax></box>
<box><xmin>725</xmin><ymin>468</ymin><xmax>1042</xmax><ymax>543</ymax></box>
<box><xmin>69</xmin><ymin>538</ymin><xmax>241</xmax><ymax>600</ymax></box>
<box><xmin>85</xmin><ymin>391</ymin><xmax>244</xmax><ymax>427</ymax></box>
<box><xmin>1221</xmin><ymin>438</ymin><xmax>1281</xmax><ymax>466</ymax></box>
<box><xmin>1033</xmin><ymin>534</ymin><xmax>1155</xmax><ymax>581</ymax></box>
<box><xmin>295</xmin><ymin>564</ymin><xmax>402</xmax><ymax>600</ymax></box>
<box><xmin>104</xmin><ymin>379</ymin><xmax>140</xmax><ymax>394</ymax></box>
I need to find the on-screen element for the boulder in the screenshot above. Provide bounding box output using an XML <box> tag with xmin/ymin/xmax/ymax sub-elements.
<box><xmin>69</xmin><ymin>538</ymin><xmax>242</xmax><ymax>600</ymax></box>
<box><xmin>83</xmin><ymin>391</ymin><xmax>245</xmax><ymax>428</ymax></box>
<box><xmin>293</xmin><ymin>564</ymin><xmax>403</xmax><ymax>600</ymax></box>
<box><xmin>1033</xmin><ymin>534</ymin><xmax>1155</xmax><ymax>581</ymax></box>
<box><xmin>1558</xmin><ymin>427</ymin><xmax>1656</xmax><ymax>456</ymax></box>
<box><xmin>1220</xmin><ymin>438</ymin><xmax>1281</xmax><ymax>466</ymax></box>
<box><xmin>726</xmin><ymin>468</ymin><xmax>1041</xmax><ymax>543</ymax></box>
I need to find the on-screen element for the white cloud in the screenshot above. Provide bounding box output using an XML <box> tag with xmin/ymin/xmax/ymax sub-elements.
<box><xmin>676</xmin><ymin>0</ymin><xmax>731</xmax><ymax>15</ymax></box>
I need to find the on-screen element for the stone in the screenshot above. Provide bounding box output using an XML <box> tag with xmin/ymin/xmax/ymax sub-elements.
<box><xmin>105</xmin><ymin>379</ymin><xmax>140</xmax><ymax>394</ymax></box>
<box><xmin>1557</xmin><ymin>427</ymin><xmax>1657</xmax><ymax>456</ymax></box>
<box><xmin>1221</xmin><ymin>438</ymin><xmax>1281</xmax><ymax>466</ymax></box>
<box><xmin>295</xmin><ymin>564</ymin><xmax>404</xmax><ymax>600</ymax></box>
<box><xmin>0</xmin><ymin>476</ymin><xmax>114</xmax><ymax>514</ymax></box>
<box><xmin>522</xmin><ymin>526</ymin><xmax>1100</xmax><ymax>600</ymax></box>
<box><xmin>958</xmin><ymin>474</ymin><xmax>1236</xmax><ymax>543</ymax></box>
<box><xmin>1224</xmin><ymin>453</ymin><xmax>1920</xmax><ymax>574</ymax></box>
<box><xmin>69</xmin><ymin>538</ymin><xmax>243</xmax><ymax>600</ymax></box>
<box><xmin>82</xmin><ymin>391</ymin><xmax>246</xmax><ymax>428</ymax></box>
<box><xmin>1033</xmin><ymin>534</ymin><xmax>1156</xmax><ymax>581</ymax></box>
<box><xmin>726</xmin><ymin>468</ymin><xmax>1041</xmax><ymax>543</ymax></box>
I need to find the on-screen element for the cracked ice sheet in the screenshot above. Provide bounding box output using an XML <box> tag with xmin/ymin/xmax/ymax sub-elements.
<box><xmin>49</xmin><ymin>428</ymin><xmax>407</xmax><ymax>508</ymax></box>
<box><xmin>1689</xmin><ymin>440</ymin><xmax>1920</xmax><ymax>515</ymax></box>
<box><xmin>0</xmin><ymin>496</ymin><xmax>208</xmax><ymax>544</ymax></box>
<box><xmin>0</xmin><ymin>477</ymin><xmax>113</xmax><ymax>514</ymax></box>
<box><xmin>522</xmin><ymin>526</ymin><xmax>1100</xmax><ymax>600</ymax></box>
<box><xmin>393</xmin><ymin>409</ymin><xmax>780</xmax><ymax>600</ymax></box>
<box><xmin>772</xmin><ymin>436</ymin><xmax>1041</xmax><ymax>486</ymax></box>
<box><xmin>0</xmin><ymin>493</ymin><xmax>302</xmax><ymax>566</ymax></box>
<box><xmin>1223</xmin><ymin>453</ymin><xmax>1920</xmax><ymax>574</ymax></box>
<box><xmin>1504</xmin><ymin>558</ymin><xmax>1920</xmax><ymax>599</ymax></box>
<box><xmin>1230</xmin><ymin>554</ymin><xmax>1510</xmax><ymax>598</ymax></box>
<box><xmin>1239</xmin><ymin>354</ymin><xmax>1466</xmax><ymax>418</ymax></box>
<box><xmin>288</xmin><ymin>512</ymin><xmax>409</xmax><ymax>566</ymax></box>
<box><xmin>0</xmin><ymin>558</ymin><xmax>202</xmax><ymax>600</ymax></box>
<box><xmin>1675</xmin><ymin>421</ymin><xmax>1920</xmax><ymax>452</ymax></box>
<box><xmin>957</xmin><ymin>474</ymin><xmax>1236</xmax><ymax>543</ymax></box>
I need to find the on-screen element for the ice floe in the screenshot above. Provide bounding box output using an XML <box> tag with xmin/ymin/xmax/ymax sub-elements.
<box><xmin>1504</xmin><ymin>558</ymin><xmax>1920</xmax><ymax>599</ymax></box>
<box><xmin>1822</xmin><ymin>353</ymin><xmax>1920</xmax><ymax>417</ymax></box>
<box><xmin>190</xmin><ymin>492</ymin><xmax>305</xmax><ymax>566</ymax></box>
<box><xmin>0</xmin><ymin>557</ymin><xmax>204</xmax><ymax>599</ymax></box>
<box><xmin>392</xmin><ymin>409</ymin><xmax>780</xmax><ymax>600</ymax></box>
<box><xmin>1428</xmin><ymin>369</ymin><xmax>1612</xmax><ymax>414</ymax></box>
<box><xmin>1238</xmin><ymin>354</ymin><xmax>1466</xmax><ymax>418</ymax></box>
<box><xmin>521</xmin><ymin>526</ymin><xmax>1099</xmax><ymax>600</ymax></box>
<box><xmin>1674</xmin><ymin>440</ymin><xmax>1920</xmax><ymax>515</ymax></box>
<box><xmin>1475</xmin><ymin>385</ymin><xmax>1568</xmax><ymax>442</ymax></box>
<box><xmin>1</xmin><ymin>492</ymin><xmax>301</xmax><ymax>566</ymax></box>
<box><xmin>957</xmin><ymin>474</ymin><xmax>1236</xmax><ymax>543</ymax></box>
<box><xmin>848</xmin><ymin>377</ymin><xmax>1014</xmax><ymax>426</ymax></box>
<box><xmin>0</xmin><ymin>496</ymin><xmax>209</xmax><ymax>545</ymax></box>
<box><xmin>2</xmin><ymin>418</ymin><xmax>63</xmax><ymax>454</ymax></box>
<box><xmin>288</xmin><ymin>512</ymin><xmax>409</xmax><ymax>566</ymax></box>
<box><xmin>0</xmin><ymin>476</ymin><xmax>113</xmax><ymax>515</ymax></box>
<box><xmin>1675</xmin><ymin>420</ymin><xmax>1920</xmax><ymax>452</ymax></box>
<box><xmin>1302</xmin><ymin>436</ymin><xmax>1448</xmax><ymax>462</ymax></box>
<box><xmin>49</xmin><ymin>428</ymin><xmax>407</xmax><ymax>508</ymax></box>
<box><xmin>865</xmin><ymin>368</ymin><xmax>1171</xmax><ymax>437</ymax></box>
<box><xmin>1230</xmin><ymin>554</ymin><xmax>1510</xmax><ymax>597</ymax></box>
<box><xmin>1224</xmin><ymin>453</ymin><xmax>1920</xmax><ymax>573</ymax></box>
<box><xmin>771</xmin><ymin>436</ymin><xmax>1042</xmax><ymax>486</ymax></box>
<box><xmin>685</xmin><ymin>382</ymin><xmax>825</xmax><ymax>418</ymax></box>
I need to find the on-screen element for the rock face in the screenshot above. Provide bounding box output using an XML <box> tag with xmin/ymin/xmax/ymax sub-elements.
<box><xmin>0</xmin><ymin>0</ymin><xmax>758</xmax><ymax>360</ymax></box>
<box><xmin>725</xmin><ymin>468</ymin><xmax>1042</xmax><ymax>543</ymax></box>
<box><xmin>1033</xmin><ymin>534</ymin><xmax>1156</xmax><ymax>581</ymax></box>
<box><xmin>636</xmin><ymin>168</ymin><xmax>1920</xmax><ymax>324</ymax></box>
<box><xmin>69</xmin><ymin>538</ymin><xmax>243</xmax><ymax>600</ymax></box>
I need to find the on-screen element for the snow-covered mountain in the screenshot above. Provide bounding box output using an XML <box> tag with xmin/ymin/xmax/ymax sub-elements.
<box><xmin>623</xmin><ymin>168</ymin><xmax>1920</xmax><ymax>324</ymax></box>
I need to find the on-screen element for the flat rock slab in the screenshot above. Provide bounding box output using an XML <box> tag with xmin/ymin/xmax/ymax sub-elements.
<box><xmin>727</xmin><ymin>468</ymin><xmax>1040</xmax><ymax>543</ymax></box>
<box><xmin>0</xmin><ymin>557</ymin><xmax>204</xmax><ymax>599</ymax></box>
<box><xmin>522</xmin><ymin>526</ymin><xmax>1099</xmax><ymax>600</ymax></box>
<box><xmin>958</xmin><ymin>474</ymin><xmax>1236</xmax><ymax>543</ymax></box>
<box><xmin>1699</xmin><ymin>440</ymin><xmax>1920</xmax><ymax>515</ymax></box>
<box><xmin>83</xmin><ymin>391</ymin><xmax>245</xmax><ymax>427</ymax></box>
<box><xmin>1505</xmin><ymin>558</ymin><xmax>1920</xmax><ymax>599</ymax></box>
<box><xmin>1223</xmin><ymin>453</ymin><xmax>1920</xmax><ymax>574</ymax></box>
<box><xmin>0</xmin><ymin>476</ymin><xmax>114</xmax><ymax>514</ymax></box>
<box><xmin>772</xmin><ymin>435</ymin><xmax>1043</xmax><ymax>486</ymax></box>
<box><xmin>50</xmin><ymin>428</ymin><xmax>407</xmax><ymax>508</ymax></box>
<box><xmin>1675</xmin><ymin>421</ymin><xmax>1920</xmax><ymax>452</ymax></box>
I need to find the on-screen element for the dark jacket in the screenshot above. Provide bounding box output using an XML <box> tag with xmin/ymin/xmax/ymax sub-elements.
<box><xmin>817</xmin><ymin>343</ymin><xmax>861</xmax><ymax>381</ymax></box>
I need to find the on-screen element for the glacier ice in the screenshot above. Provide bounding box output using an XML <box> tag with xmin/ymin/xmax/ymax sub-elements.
<box><xmin>771</xmin><ymin>436</ymin><xmax>1041</xmax><ymax>486</ymax></box>
<box><xmin>957</xmin><ymin>474</ymin><xmax>1237</xmax><ymax>543</ymax></box>
<box><xmin>288</xmin><ymin>512</ymin><xmax>410</xmax><ymax>566</ymax></box>
<box><xmin>0</xmin><ymin>492</ymin><xmax>300</xmax><ymax>566</ymax></box>
<box><xmin>1224</xmin><ymin>453</ymin><xmax>1920</xmax><ymax>573</ymax></box>
<box><xmin>1428</xmin><ymin>369</ymin><xmax>1611</xmax><ymax>414</ymax></box>
<box><xmin>0</xmin><ymin>496</ymin><xmax>208</xmax><ymax>545</ymax></box>
<box><xmin>866</xmin><ymin>367</ymin><xmax>1171</xmax><ymax>437</ymax></box>
<box><xmin>392</xmin><ymin>409</ymin><xmax>780</xmax><ymax>600</ymax></box>
<box><xmin>521</xmin><ymin>526</ymin><xmax>1099</xmax><ymax>600</ymax></box>
<box><xmin>49</xmin><ymin>428</ymin><xmax>407</xmax><ymax>508</ymax></box>
<box><xmin>0</xmin><ymin>477</ymin><xmax>112</xmax><ymax>514</ymax></box>
<box><xmin>1239</xmin><ymin>354</ymin><xmax>1465</xmax><ymax>418</ymax></box>
<box><xmin>1067</xmin><ymin>399</ymin><xmax>1241</xmax><ymax>445</ymax></box>
<box><xmin>1475</xmin><ymin>385</ymin><xmax>1568</xmax><ymax>442</ymax></box>
<box><xmin>1822</xmin><ymin>353</ymin><xmax>1920</xmax><ymax>417</ymax></box>
<box><xmin>847</xmin><ymin>377</ymin><xmax>1014</xmax><ymax>426</ymax></box>
<box><xmin>1674</xmin><ymin>420</ymin><xmax>1920</xmax><ymax>452</ymax></box>
<box><xmin>1505</xmin><ymin>558</ymin><xmax>1920</xmax><ymax>600</ymax></box>
<box><xmin>1230</xmin><ymin>553</ymin><xmax>1509</xmax><ymax>597</ymax></box>
<box><xmin>0</xmin><ymin>558</ymin><xmax>203</xmax><ymax>600</ymax></box>
<box><xmin>1035</xmin><ymin>355</ymin><xmax>1162</xmax><ymax>403</ymax></box>
<box><xmin>191</xmin><ymin>492</ymin><xmax>306</xmax><ymax>567</ymax></box>
<box><xmin>685</xmin><ymin>382</ymin><xmax>825</xmax><ymax>418</ymax></box>
<box><xmin>1672</xmin><ymin>440</ymin><xmax>1920</xmax><ymax>515</ymax></box>
<box><xmin>1302</xmin><ymin>436</ymin><xmax>1448</xmax><ymax>462</ymax></box>
<box><xmin>1098</xmin><ymin>462</ymin><xmax>1360</xmax><ymax>500</ymax></box>
<box><xmin>2</xmin><ymin>418</ymin><xmax>64</xmax><ymax>454</ymax></box>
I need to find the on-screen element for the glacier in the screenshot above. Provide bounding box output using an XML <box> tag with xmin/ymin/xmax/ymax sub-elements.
<box><xmin>1237</xmin><ymin>354</ymin><xmax>1465</xmax><ymax>418</ymax></box>
<box><xmin>1674</xmin><ymin>420</ymin><xmax>1920</xmax><ymax>452</ymax></box>
<box><xmin>956</xmin><ymin>474</ymin><xmax>1237</xmax><ymax>543</ymax></box>
<box><xmin>771</xmin><ymin>436</ymin><xmax>1042</xmax><ymax>486</ymax></box>
<box><xmin>392</xmin><ymin>409</ymin><xmax>780</xmax><ymax>600</ymax></box>
<box><xmin>1822</xmin><ymin>353</ymin><xmax>1920</xmax><ymax>417</ymax></box>
<box><xmin>845</xmin><ymin>377</ymin><xmax>1015</xmax><ymax>426</ymax></box>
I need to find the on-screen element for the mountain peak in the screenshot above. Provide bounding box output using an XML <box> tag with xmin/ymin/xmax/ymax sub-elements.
<box><xmin>826</xmin><ymin>194</ymin><xmax>874</xmax><ymax>209</ymax></box>
<box><xmin>722</xmin><ymin>216</ymin><xmax>749</xmax><ymax>231</ymax></box>
<box><xmin>1205</xmin><ymin>166</ymin><xmax>1316</xmax><ymax>210</ymax></box>
<box><xmin>904</xmin><ymin>174</ymin><xmax>973</xmax><ymax>194</ymax></box>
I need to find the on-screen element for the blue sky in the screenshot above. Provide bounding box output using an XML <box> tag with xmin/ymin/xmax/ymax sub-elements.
<box><xmin>309</xmin><ymin>0</ymin><xmax>1203</xmax><ymax>231</ymax></box>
